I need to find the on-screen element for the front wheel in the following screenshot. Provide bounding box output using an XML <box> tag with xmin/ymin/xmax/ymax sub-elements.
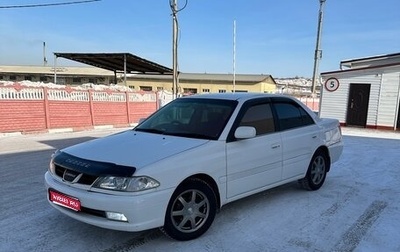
<box><xmin>161</xmin><ymin>178</ymin><xmax>217</xmax><ymax>241</ymax></box>
<box><xmin>299</xmin><ymin>150</ymin><xmax>329</xmax><ymax>191</ymax></box>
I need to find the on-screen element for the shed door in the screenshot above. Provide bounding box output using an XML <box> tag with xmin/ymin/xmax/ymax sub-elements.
<box><xmin>346</xmin><ymin>84</ymin><xmax>371</xmax><ymax>127</ymax></box>
<box><xmin>397</xmin><ymin>101</ymin><xmax>400</xmax><ymax>130</ymax></box>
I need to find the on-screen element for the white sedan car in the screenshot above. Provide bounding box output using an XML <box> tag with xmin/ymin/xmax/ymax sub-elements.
<box><xmin>45</xmin><ymin>93</ymin><xmax>343</xmax><ymax>240</ymax></box>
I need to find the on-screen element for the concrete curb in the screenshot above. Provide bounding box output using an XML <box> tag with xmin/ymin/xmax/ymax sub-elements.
<box><xmin>0</xmin><ymin>132</ymin><xmax>23</xmax><ymax>137</ymax></box>
<box><xmin>0</xmin><ymin>124</ymin><xmax>139</xmax><ymax>138</ymax></box>
<box><xmin>48</xmin><ymin>128</ymin><xmax>74</xmax><ymax>134</ymax></box>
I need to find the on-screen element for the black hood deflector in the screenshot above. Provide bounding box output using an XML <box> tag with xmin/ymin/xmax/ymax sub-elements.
<box><xmin>53</xmin><ymin>151</ymin><xmax>136</xmax><ymax>177</ymax></box>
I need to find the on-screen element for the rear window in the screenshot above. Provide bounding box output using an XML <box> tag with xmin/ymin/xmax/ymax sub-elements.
<box><xmin>274</xmin><ymin>102</ymin><xmax>314</xmax><ymax>131</ymax></box>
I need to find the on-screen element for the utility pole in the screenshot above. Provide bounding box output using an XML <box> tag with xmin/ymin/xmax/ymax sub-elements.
<box><xmin>43</xmin><ymin>41</ymin><xmax>48</xmax><ymax>66</ymax></box>
<box><xmin>233</xmin><ymin>20</ymin><xmax>236</xmax><ymax>92</ymax></box>
<box><xmin>171</xmin><ymin>0</ymin><xmax>178</xmax><ymax>99</ymax></box>
<box><xmin>311</xmin><ymin>0</ymin><xmax>326</xmax><ymax>96</ymax></box>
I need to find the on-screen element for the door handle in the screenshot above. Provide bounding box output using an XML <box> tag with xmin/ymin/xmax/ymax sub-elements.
<box><xmin>271</xmin><ymin>144</ymin><xmax>281</xmax><ymax>149</ymax></box>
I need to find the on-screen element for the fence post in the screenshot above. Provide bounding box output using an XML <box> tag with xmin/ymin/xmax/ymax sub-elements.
<box><xmin>88</xmin><ymin>90</ymin><xmax>95</xmax><ymax>126</ymax></box>
<box><xmin>43</xmin><ymin>87</ymin><xmax>50</xmax><ymax>129</ymax></box>
<box><xmin>126</xmin><ymin>91</ymin><xmax>131</xmax><ymax>125</ymax></box>
<box><xmin>156</xmin><ymin>91</ymin><xmax>160</xmax><ymax>110</ymax></box>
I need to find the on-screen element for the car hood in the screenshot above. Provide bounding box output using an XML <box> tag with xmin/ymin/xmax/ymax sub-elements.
<box><xmin>62</xmin><ymin>130</ymin><xmax>209</xmax><ymax>169</ymax></box>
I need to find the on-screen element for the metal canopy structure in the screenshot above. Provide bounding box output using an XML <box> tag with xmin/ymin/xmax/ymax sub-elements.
<box><xmin>54</xmin><ymin>52</ymin><xmax>172</xmax><ymax>74</ymax></box>
<box><xmin>53</xmin><ymin>52</ymin><xmax>173</xmax><ymax>85</ymax></box>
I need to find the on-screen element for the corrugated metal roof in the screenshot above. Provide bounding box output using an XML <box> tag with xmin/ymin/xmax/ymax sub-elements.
<box><xmin>322</xmin><ymin>62</ymin><xmax>400</xmax><ymax>75</ymax></box>
<box><xmin>340</xmin><ymin>52</ymin><xmax>400</xmax><ymax>66</ymax></box>
<box><xmin>0</xmin><ymin>65</ymin><xmax>276</xmax><ymax>84</ymax></box>
<box><xmin>131</xmin><ymin>73</ymin><xmax>275</xmax><ymax>83</ymax></box>
<box><xmin>54</xmin><ymin>52</ymin><xmax>172</xmax><ymax>74</ymax></box>
<box><xmin>0</xmin><ymin>65</ymin><xmax>114</xmax><ymax>76</ymax></box>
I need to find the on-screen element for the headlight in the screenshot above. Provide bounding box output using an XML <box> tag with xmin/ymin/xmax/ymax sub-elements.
<box><xmin>93</xmin><ymin>176</ymin><xmax>160</xmax><ymax>192</ymax></box>
<box><xmin>49</xmin><ymin>150</ymin><xmax>60</xmax><ymax>174</ymax></box>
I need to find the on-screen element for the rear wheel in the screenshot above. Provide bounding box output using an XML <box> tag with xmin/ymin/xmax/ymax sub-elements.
<box><xmin>299</xmin><ymin>150</ymin><xmax>329</xmax><ymax>191</ymax></box>
<box><xmin>161</xmin><ymin>178</ymin><xmax>217</xmax><ymax>241</ymax></box>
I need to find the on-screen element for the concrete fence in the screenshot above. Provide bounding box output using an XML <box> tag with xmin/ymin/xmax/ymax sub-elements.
<box><xmin>298</xmin><ymin>96</ymin><xmax>320</xmax><ymax>112</ymax></box>
<box><xmin>0</xmin><ymin>84</ymin><xmax>320</xmax><ymax>134</ymax></box>
<box><xmin>0</xmin><ymin>84</ymin><xmax>158</xmax><ymax>133</ymax></box>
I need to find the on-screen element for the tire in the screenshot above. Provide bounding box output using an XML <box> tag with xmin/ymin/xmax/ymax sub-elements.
<box><xmin>299</xmin><ymin>150</ymin><xmax>329</xmax><ymax>191</ymax></box>
<box><xmin>161</xmin><ymin>178</ymin><xmax>217</xmax><ymax>241</ymax></box>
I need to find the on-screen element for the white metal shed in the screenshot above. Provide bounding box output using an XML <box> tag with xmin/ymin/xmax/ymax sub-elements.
<box><xmin>320</xmin><ymin>53</ymin><xmax>400</xmax><ymax>131</ymax></box>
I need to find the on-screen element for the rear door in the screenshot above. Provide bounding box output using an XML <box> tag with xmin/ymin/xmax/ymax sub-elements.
<box><xmin>272</xmin><ymin>98</ymin><xmax>321</xmax><ymax>180</ymax></box>
<box><xmin>226</xmin><ymin>99</ymin><xmax>282</xmax><ymax>199</ymax></box>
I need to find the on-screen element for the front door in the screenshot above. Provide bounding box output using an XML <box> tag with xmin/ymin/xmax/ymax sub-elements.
<box><xmin>226</xmin><ymin>101</ymin><xmax>282</xmax><ymax>199</ymax></box>
<box><xmin>346</xmin><ymin>84</ymin><xmax>371</xmax><ymax>127</ymax></box>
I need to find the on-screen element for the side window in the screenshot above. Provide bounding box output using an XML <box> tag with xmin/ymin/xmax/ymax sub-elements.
<box><xmin>300</xmin><ymin>108</ymin><xmax>315</xmax><ymax>126</ymax></box>
<box><xmin>274</xmin><ymin>102</ymin><xmax>314</xmax><ymax>130</ymax></box>
<box><xmin>239</xmin><ymin>103</ymin><xmax>275</xmax><ymax>135</ymax></box>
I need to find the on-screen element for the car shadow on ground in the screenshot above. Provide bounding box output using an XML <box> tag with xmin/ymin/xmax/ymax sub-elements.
<box><xmin>38</xmin><ymin>137</ymin><xmax>98</xmax><ymax>151</ymax></box>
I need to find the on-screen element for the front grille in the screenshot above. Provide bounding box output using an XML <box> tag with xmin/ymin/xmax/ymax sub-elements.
<box><xmin>81</xmin><ymin>207</ymin><xmax>107</xmax><ymax>218</ymax></box>
<box><xmin>55</xmin><ymin>165</ymin><xmax>98</xmax><ymax>185</ymax></box>
<box><xmin>57</xmin><ymin>203</ymin><xmax>107</xmax><ymax>219</ymax></box>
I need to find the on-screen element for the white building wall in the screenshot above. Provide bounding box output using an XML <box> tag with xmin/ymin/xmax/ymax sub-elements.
<box><xmin>365</xmin><ymin>74</ymin><xmax>381</xmax><ymax>126</ymax></box>
<box><xmin>320</xmin><ymin>72</ymin><xmax>382</xmax><ymax>126</ymax></box>
<box><xmin>377</xmin><ymin>71</ymin><xmax>400</xmax><ymax>127</ymax></box>
<box><xmin>322</xmin><ymin>54</ymin><xmax>400</xmax><ymax>130</ymax></box>
<box><xmin>319</xmin><ymin>77</ymin><xmax>348</xmax><ymax>122</ymax></box>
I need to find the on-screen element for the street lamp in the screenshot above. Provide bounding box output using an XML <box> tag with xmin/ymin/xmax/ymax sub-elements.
<box><xmin>311</xmin><ymin>0</ymin><xmax>326</xmax><ymax>96</ymax></box>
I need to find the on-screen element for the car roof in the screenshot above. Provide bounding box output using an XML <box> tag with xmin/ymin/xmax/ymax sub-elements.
<box><xmin>178</xmin><ymin>93</ymin><xmax>320</xmax><ymax>122</ymax></box>
<box><xmin>182</xmin><ymin>92</ymin><xmax>287</xmax><ymax>101</ymax></box>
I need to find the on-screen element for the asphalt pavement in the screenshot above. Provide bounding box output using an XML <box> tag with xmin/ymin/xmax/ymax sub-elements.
<box><xmin>1</xmin><ymin>127</ymin><xmax>399</xmax><ymax>252</ymax></box>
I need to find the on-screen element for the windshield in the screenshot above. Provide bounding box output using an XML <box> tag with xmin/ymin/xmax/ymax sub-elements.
<box><xmin>134</xmin><ymin>98</ymin><xmax>237</xmax><ymax>140</ymax></box>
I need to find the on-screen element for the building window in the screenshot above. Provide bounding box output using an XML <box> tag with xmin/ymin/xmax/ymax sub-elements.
<box><xmin>88</xmin><ymin>78</ymin><xmax>96</xmax><ymax>84</ymax></box>
<box><xmin>202</xmin><ymin>89</ymin><xmax>210</xmax><ymax>93</ymax></box>
<box><xmin>183</xmin><ymin>88</ymin><xmax>197</xmax><ymax>94</ymax></box>
<box><xmin>233</xmin><ymin>90</ymin><xmax>248</xmax><ymax>92</ymax></box>
<box><xmin>57</xmin><ymin>78</ymin><xmax>66</xmax><ymax>85</ymax></box>
<box><xmin>218</xmin><ymin>89</ymin><xmax>226</xmax><ymax>93</ymax></box>
<box><xmin>10</xmin><ymin>75</ymin><xmax>16</xmax><ymax>81</ymax></box>
<box><xmin>40</xmin><ymin>76</ymin><xmax>48</xmax><ymax>82</ymax></box>
<box><xmin>24</xmin><ymin>76</ymin><xmax>32</xmax><ymax>81</ymax></box>
<box><xmin>72</xmin><ymin>78</ymin><xmax>81</xmax><ymax>83</ymax></box>
<box><xmin>140</xmin><ymin>86</ymin><xmax>152</xmax><ymax>91</ymax></box>
<box><xmin>129</xmin><ymin>85</ymin><xmax>135</xmax><ymax>89</ymax></box>
<box><xmin>157</xmin><ymin>87</ymin><xmax>164</xmax><ymax>91</ymax></box>
<box><xmin>0</xmin><ymin>76</ymin><xmax>3</xmax><ymax>80</ymax></box>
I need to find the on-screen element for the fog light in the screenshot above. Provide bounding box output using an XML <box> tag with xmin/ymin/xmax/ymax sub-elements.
<box><xmin>106</xmin><ymin>212</ymin><xmax>128</xmax><ymax>222</ymax></box>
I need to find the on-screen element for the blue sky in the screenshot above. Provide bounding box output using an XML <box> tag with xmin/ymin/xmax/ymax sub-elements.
<box><xmin>1</xmin><ymin>0</ymin><xmax>399</xmax><ymax>77</ymax></box>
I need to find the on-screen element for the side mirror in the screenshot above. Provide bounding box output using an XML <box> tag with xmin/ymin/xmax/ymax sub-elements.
<box><xmin>234</xmin><ymin>126</ymin><xmax>256</xmax><ymax>139</ymax></box>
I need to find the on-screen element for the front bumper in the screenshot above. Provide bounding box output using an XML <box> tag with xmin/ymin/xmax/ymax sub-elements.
<box><xmin>44</xmin><ymin>171</ymin><xmax>173</xmax><ymax>232</ymax></box>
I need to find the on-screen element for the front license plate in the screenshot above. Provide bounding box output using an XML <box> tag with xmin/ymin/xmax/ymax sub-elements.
<box><xmin>49</xmin><ymin>190</ymin><xmax>81</xmax><ymax>212</ymax></box>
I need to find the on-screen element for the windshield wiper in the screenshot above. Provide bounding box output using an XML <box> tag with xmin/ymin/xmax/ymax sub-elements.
<box><xmin>166</xmin><ymin>132</ymin><xmax>214</xmax><ymax>140</ymax></box>
<box><xmin>135</xmin><ymin>128</ymin><xmax>215</xmax><ymax>140</ymax></box>
<box><xmin>134</xmin><ymin>128</ymin><xmax>165</xmax><ymax>135</ymax></box>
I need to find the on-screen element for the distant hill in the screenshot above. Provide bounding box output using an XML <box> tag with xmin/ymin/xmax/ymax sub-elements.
<box><xmin>275</xmin><ymin>77</ymin><xmax>320</xmax><ymax>96</ymax></box>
